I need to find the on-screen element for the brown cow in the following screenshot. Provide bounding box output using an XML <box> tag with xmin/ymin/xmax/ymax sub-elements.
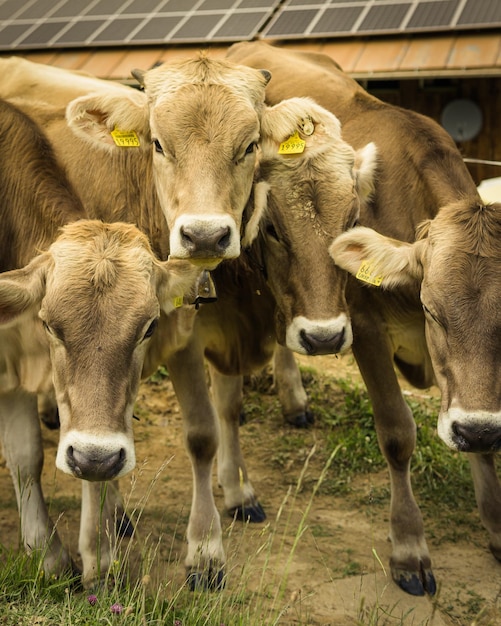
<box><xmin>0</xmin><ymin>98</ymin><xmax>200</xmax><ymax>585</ymax></box>
<box><xmin>226</xmin><ymin>41</ymin><xmax>501</xmax><ymax>596</ymax></box>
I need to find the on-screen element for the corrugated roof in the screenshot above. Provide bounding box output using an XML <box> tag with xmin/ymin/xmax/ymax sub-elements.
<box><xmin>5</xmin><ymin>33</ymin><xmax>500</xmax><ymax>81</ymax></box>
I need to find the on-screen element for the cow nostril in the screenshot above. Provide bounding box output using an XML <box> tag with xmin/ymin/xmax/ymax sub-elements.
<box><xmin>66</xmin><ymin>445</ymin><xmax>126</xmax><ymax>480</ymax></box>
<box><xmin>299</xmin><ymin>328</ymin><xmax>346</xmax><ymax>355</ymax></box>
<box><xmin>217</xmin><ymin>226</ymin><xmax>231</xmax><ymax>251</ymax></box>
<box><xmin>452</xmin><ymin>422</ymin><xmax>501</xmax><ymax>452</ymax></box>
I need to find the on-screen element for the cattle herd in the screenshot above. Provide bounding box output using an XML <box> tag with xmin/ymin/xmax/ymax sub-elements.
<box><xmin>0</xmin><ymin>40</ymin><xmax>500</xmax><ymax>598</ymax></box>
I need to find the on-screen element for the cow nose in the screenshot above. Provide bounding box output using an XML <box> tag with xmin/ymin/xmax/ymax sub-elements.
<box><xmin>299</xmin><ymin>328</ymin><xmax>346</xmax><ymax>355</ymax></box>
<box><xmin>180</xmin><ymin>224</ymin><xmax>231</xmax><ymax>256</ymax></box>
<box><xmin>67</xmin><ymin>445</ymin><xmax>126</xmax><ymax>481</ymax></box>
<box><xmin>452</xmin><ymin>422</ymin><xmax>501</xmax><ymax>453</ymax></box>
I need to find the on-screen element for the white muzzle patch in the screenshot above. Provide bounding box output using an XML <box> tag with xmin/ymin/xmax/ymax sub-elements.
<box><xmin>286</xmin><ymin>314</ymin><xmax>353</xmax><ymax>356</ymax></box>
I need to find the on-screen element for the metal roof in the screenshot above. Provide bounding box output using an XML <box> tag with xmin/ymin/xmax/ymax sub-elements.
<box><xmin>0</xmin><ymin>0</ymin><xmax>500</xmax><ymax>79</ymax></box>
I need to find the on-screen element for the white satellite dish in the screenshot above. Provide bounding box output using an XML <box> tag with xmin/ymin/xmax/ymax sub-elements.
<box><xmin>441</xmin><ymin>98</ymin><xmax>483</xmax><ymax>142</ymax></box>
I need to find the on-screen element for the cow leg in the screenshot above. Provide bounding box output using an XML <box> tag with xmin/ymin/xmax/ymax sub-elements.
<box><xmin>79</xmin><ymin>480</ymin><xmax>125</xmax><ymax>588</ymax></box>
<box><xmin>209</xmin><ymin>365</ymin><xmax>266</xmax><ymax>523</ymax></box>
<box><xmin>273</xmin><ymin>344</ymin><xmax>313</xmax><ymax>428</ymax></box>
<box><xmin>351</xmin><ymin>329</ymin><xmax>435</xmax><ymax>596</ymax></box>
<box><xmin>166</xmin><ymin>338</ymin><xmax>225</xmax><ymax>590</ymax></box>
<box><xmin>0</xmin><ymin>389</ymin><xmax>71</xmax><ymax>576</ymax></box>
<box><xmin>469</xmin><ymin>453</ymin><xmax>501</xmax><ymax>560</ymax></box>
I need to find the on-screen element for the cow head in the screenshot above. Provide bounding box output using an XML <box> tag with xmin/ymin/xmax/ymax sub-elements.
<box><xmin>330</xmin><ymin>199</ymin><xmax>501</xmax><ymax>453</ymax></box>
<box><xmin>0</xmin><ymin>220</ymin><xmax>201</xmax><ymax>481</ymax></box>
<box><xmin>246</xmin><ymin>97</ymin><xmax>377</xmax><ymax>355</ymax></box>
<box><xmin>66</xmin><ymin>56</ymin><xmax>271</xmax><ymax>268</ymax></box>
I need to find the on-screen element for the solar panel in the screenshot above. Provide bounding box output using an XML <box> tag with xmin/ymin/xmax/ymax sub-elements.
<box><xmin>0</xmin><ymin>0</ymin><xmax>500</xmax><ymax>51</ymax></box>
<box><xmin>0</xmin><ymin>0</ymin><xmax>281</xmax><ymax>50</ymax></box>
<box><xmin>262</xmin><ymin>0</ymin><xmax>501</xmax><ymax>39</ymax></box>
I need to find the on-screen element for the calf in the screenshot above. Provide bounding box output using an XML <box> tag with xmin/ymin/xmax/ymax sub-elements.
<box><xmin>0</xmin><ymin>98</ymin><xmax>200</xmax><ymax>585</ymax></box>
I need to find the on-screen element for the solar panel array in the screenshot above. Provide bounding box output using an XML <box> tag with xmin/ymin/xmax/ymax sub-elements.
<box><xmin>0</xmin><ymin>0</ymin><xmax>281</xmax><ymax>50</ymax></box>
<box><xmin>0</xmin><ymin>0</ymin><xmax>499</xmax><ymax>51</ymax></box>
<box><xmin>262</xmin><ymin>0</ymin><xmax>501</xmax><ymax>40</ymax></box>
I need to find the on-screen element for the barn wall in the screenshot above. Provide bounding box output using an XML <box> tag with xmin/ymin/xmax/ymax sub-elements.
<box><xmin>363</xmin><ymin>77</ymin><xmax>501</xmax><ymax>186</ymax></box>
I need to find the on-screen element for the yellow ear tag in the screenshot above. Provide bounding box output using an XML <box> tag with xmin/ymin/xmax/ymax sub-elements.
<box><xmin>278</xmin><ymin>131</ymin><xmax>306</xmax><ymax>155</ymax></box>
<box><xmin>356</xmin><ymin>260</ymin><xmax>384</xmax><ymax>286</ymax></box>
<box><xmin>111</xmin><ymin>128</ymin><xmax>141</xmax><ymax>147</ymax></box>
<box><xmin>172</xmin><ymin>295</ymin><xmax>184</xmax><ymax>308</ymax></box>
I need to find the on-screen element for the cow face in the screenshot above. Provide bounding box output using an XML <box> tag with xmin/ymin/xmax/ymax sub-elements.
<box><xmin>250</xmin><ymin>97</ymin><xmax>377</xmax><ymax>355</ymax></box>
<box><xmin>330</xmin><ymin>200</ymin><xmax>501</xmax><ymax>453</ymax></box>
<box><xmin>0</xmin><ymin>221</ymin><xmax>200</xmax><ymax>481</ymax></box>
<box><xmin>66</xmin><ymin>57</ymin><xmax>271</xmax><ymax>268</ymax></box>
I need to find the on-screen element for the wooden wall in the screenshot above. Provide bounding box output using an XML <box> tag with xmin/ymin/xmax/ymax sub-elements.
<box><xmin>362</xmin><ymin>76</ymin><xmax>501</xmax><ymax>186</ymax></box>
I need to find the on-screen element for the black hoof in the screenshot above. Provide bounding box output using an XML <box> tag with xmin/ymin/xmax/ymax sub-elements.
<box><xmin>116</xmin><ymin>512</ymin><xmax>134</xmax><ymax>538</ymax></box>
<box><xmin>228</xmin><ymin>501</ymin><xmax>266</xmax><ymax>523</ymax></box>
<box><xmin>239</xmin><ymin>410</ymin><xmax>246</xmax><ymax>426</ymax></box>
<box><xmin>393</xmin><ymin>567</ymin><xmax>436</xmax><ymax>596</ymax></box>
<box><xmin>285</xmin><ymin>410</ymin><xmax>315</xmax><ymax>429</ymax></box>
<box><xmin>186</xmin><ymin>566</ymin><xmax>225</xmax><ymax>591</ymax></box>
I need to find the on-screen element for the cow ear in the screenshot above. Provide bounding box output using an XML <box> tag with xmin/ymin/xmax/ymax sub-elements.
<box><xmin>242</xmin><ymin>181</ymin><xmax>270</xmax><ymax>247</ymax></box>
<box><xmin>66</xmin><ymin>90</ymin><xmax>150</xmax><ymax>149</ymax></box>
<box><xmin>354</xmin><ymin>142</ymin><xmax>377</xmax><ymax>202</ymax></box>
<box><xmin>260</xmin><ymin>97</ymin><xmax>342</xmax><ymax>157</ymax></box>
<box><xmin>155</xmin><ymin>259</ymin><xmax>202</xmax><ymax>314</ymax></box>
<box><xmin>0</xmin><ymin>253</ymin><xmax>49</xmax><ymax>325</ymax></box>
<box><xmin>329</xmin><ymin>226</ymin><xmax>424</xmax><ymax>289</ymax></box>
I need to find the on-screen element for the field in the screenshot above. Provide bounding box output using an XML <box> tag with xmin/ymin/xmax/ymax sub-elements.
<box><xmin>0</xmin><ymin>353</ymin><xmax>500</xmax><ymax>625</ymax></box>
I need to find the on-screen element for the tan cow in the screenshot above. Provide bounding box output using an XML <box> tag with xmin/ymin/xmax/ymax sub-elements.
<box><xmin>0</xmin><ymin>98</ymin><xmax>200</xmax><ymax>585</ymax></box>
<box><xmin>226</xmin><ymin>41</ymin><xmax>501</xmax><ymax>596</ymax></box>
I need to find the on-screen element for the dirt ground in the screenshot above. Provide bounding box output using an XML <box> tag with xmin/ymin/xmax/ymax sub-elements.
<box><xmin>1</xmin><ymin>353</ymin><xmax>500</xmax><ymax>625</ymax></box>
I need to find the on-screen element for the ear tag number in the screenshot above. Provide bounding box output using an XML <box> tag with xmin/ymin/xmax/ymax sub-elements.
<box><xmin>278</xmin><ymin>131</ymin><xmax>306</xmax><ymax>155</ymax></box>
<box><xmin>172</xmin><ymin>295</ymin><xmax>184</xmax><ymax>308</ymax></box>
<box><xmin>356</xmin><ymin>260</ymin><xmax>384</xmax><ymax>286</ymax></box>
<box><xmin>111</xmin><ymin>128</ymin><xmax>141</xmax><ymax>147</ymax></box>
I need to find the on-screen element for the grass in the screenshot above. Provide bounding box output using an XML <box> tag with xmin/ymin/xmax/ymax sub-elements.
<box><xmin>0</xmin><ymin>364</ymin><xmax>499</xmax><ymax>625</ymax></box>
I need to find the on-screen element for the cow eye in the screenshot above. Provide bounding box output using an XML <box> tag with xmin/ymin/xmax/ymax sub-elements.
<box><xmin>422</xmin><ymin>303</ymin><xmax>441</xmax><ymax>325</ymax></box>
<box><xmin>245</xmin><ymin>142</ymin><xmax>256</xmax><ymax>156</ymax></box>
<box><xmin>143</xmin><ymin>318</ymin><xmax>158</xmax><ymax>340</ymax></box>
<box><xmin>266</xmin><ymin>223</ymin><xmax>280</xmax><ymax>242</ymax></box>
<box><xmin>153</xmin><ymin>139</ymin><xmax>164</xmax><ymax>154</ymax></box>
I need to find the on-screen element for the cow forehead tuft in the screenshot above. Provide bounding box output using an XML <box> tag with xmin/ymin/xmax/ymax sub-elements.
<box><xmin>143</xmin><ymin>57</ymin><xmax>267</xmax><ymax>106</ymax></box>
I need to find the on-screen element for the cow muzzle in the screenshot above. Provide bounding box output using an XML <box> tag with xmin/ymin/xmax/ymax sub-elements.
<box><xmin>169</xmin><ymin>215</ymin><xmax>240</xmax><ymax>263</ymax></box>
<box><xmin>438</xmin><ymin>408</ymin><xmax>501</xmax><ymax>453</ymax></box>
<box><xmin>56</xmin><ymin>431</ymin><xmax>136</xmax><ymax>481</ymax></box>
<box><xmin>286</xmin><ymin>315</ymin><xmax>353</xmax><ymax>356</ymax></box>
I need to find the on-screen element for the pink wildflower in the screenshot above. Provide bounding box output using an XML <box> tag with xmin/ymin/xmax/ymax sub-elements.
<box><xmin>87</xmin><ymin>594</ymin><xmax>97</xmax><ymax>606</ymax></box>
<box><xmin>111</xmin><ymin>603</ymin><xmax>124</xmax><ymax>614</ymax></box>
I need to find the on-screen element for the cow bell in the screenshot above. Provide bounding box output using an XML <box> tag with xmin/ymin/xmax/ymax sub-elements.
<box><xmin>194</xmin><ymin>270</ymin><xmax>217</xmax><ymax>308</ymax></box>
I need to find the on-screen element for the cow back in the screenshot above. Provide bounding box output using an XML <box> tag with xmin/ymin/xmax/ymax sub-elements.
<box><xmin>0</xmin><ymin>99</ymin><xmax>84</xmax><ymax>271</ymax></box>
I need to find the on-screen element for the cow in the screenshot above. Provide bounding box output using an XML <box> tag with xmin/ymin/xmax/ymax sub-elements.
<box><xmin>0</xmin><ymin>55</ymin><xmax>378</xmax><ymax>590</ymax></box>
<box><xmin>225</xmin><ymin>41</ymin><xmax>501</xmax><ymax>596</ymax></box>
<box><xmin>0</xmin><ymin>98</ymin><xmax>201</xmax><ymax>586</ymax></box>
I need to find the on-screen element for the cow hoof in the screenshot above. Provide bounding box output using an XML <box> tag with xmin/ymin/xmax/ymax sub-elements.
<box><xmin>186</xmin><ymin>566</ymin><xmax>225</xmax><ymax>591</ymax></box>
<box><xmin>285</xmin><ymin>410</ymin><xmax>315</xmax><ymax>429</ymax></box>
<box><xmin>392</xmin><ymin>567</ymin><xmax>436</xmax><ymax>596</ymax></box>
<box><xmin>228</xmin><ymin>501</ymin><xmax>266</xmax><ymax>523</ymax></box>
<box><xmin>116</xmin><ymin>512</ymin><xmax>134</xmax><ymax>538</ymax></box>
